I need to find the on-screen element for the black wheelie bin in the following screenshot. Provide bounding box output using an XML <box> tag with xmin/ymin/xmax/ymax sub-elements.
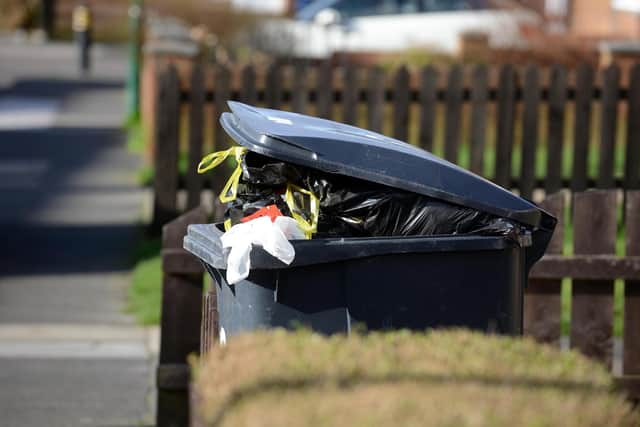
<box><xmin>184</xmin><ymin>101</ymin><xmax>556</xmax><ymax>341</ymax></box>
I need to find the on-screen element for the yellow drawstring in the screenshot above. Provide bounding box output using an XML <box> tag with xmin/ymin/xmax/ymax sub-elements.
<box><xmin>199</xmin><ymin>148</ymin><xmax>319</xmax><ymax>238</ymax></box>
<box><xmin>285</xmin><ymin>184</ymin><xmax>319</xmax><ymax>239</ymax></box>
<box><xmin>198</xmin><ymin>147</ymin><xmax>248</xmax><ymax>203</ymax></box>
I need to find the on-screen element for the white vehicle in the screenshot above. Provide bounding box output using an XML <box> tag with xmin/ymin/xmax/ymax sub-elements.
<box><xmin>261</xmin><ymin>0</ymin><xmax>539</xmax><ymax>58</ymax></box>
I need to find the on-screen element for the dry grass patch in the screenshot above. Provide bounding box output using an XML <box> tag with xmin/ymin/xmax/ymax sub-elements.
<box><xmin>193</xmin><ymin>329</ymin><xmax>638</xmax><ymax>427</ymax></box>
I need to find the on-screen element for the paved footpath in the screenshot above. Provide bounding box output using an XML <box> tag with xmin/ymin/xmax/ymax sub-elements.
<box><xmin>0</xmin><ymin>41</ymin><xmax>155</xmax><ymax>426</ymax></box>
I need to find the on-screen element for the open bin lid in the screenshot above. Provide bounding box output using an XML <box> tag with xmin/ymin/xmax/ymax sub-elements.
<box><xmin>220</xmin><ymin>101</ymin><xmax>554</xmax><ymax>231</ymax></box>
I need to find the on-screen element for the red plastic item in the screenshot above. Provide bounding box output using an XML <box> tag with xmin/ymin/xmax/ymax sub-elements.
<box><xmin>240</xmin><ymin>205</ymin><xmax>284</xmax><ymax>223</ymax></box>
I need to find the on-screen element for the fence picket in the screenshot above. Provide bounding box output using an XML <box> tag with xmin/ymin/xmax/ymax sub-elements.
<box><xmin>524</xmin><ymin>191</ymin><xmax>564</xmax><ymax>344</ymax></box>
<box><xmin>212</xmin><ymin>64</ymin><xmax>231</xmax><ymax>194</ymax></box>
<box><xmin>624</xmin><ymin>64</ymin><xmax>640</xmax><ymax>190</ymax></box>
<box><xmin>598</xmin><ymin>64</ymin><xmax>620</xmax><ymax>188</ymax></box>
<box><xmin>546</xmin><ymin>65</ymin><xmax>567</xmax><ymax>194</ymax></box>
<box><xmin>316</xmin><ymin>60</ymin><xmax>333</xmax><ymax>119</ymax></box>
<box><xmin>571</xmin><ymin>63</ymin><xmax>594</xmax><ymax>192</ymax></box>
<box><xmin>520</xmin><ymin>65</ymin><xmax>540</xmax><ymax>199</ymax></box>
<box><xmin>624</xmin><ymin>191</ymin><xmax>640</xmax><ymax>375</ymax></box>
<box><xmin>186</xmin><ymin>62</ymin><xmax>204</xmax><ymax>210</ymax></box>
<box><xmin>469</xmin><ymin>65</ymin><xmax>487</xmax><ymax>175</ymax></box>
<box><xmin>418</xmin><ymin>65</ymin><xmax>437</xmax><ymax>152</ymax></box>
<box><xmin>240</xmin><ymin>64</ymin><xmax>257</xmax><ymax>106</ymax></box>
<box><xmin>265</xmin><ymin>61</ymin><xmax>282</xmax><ymax>109</ymax></box>
<box><xmin>571</xmin><ymin>190</ymin><xmax>617</xmax><ymax>366</ymax></box>
<box><xmin>495</xmin><ymin>65</ymin><xmax>516</xmax><ymax>187</ymax></box>
<box><xmin>444</xmin><ymin>65</ymin><xmax>463</xmax><ymax>163</ymax></box>
<box><xmin>393</xmin><ymin>66</ymin><xmax>410</xmax><ymax>141</ymax></box>
<box><xmin>367</xmin><ymin>66</ymin><xmax>384</xmax><ymax>133</ymax></box>
<box><xmin>343</xmin><ymin>62</ymin><xmax>358</xmax><ymax>125</ymax></box>
<box><xmin>291</xmin><ymin>61</ymin><xmax>307</xmax><ymax>114</ymax></box>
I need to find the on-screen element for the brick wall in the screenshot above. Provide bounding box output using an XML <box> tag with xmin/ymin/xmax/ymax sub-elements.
<box><xmin>570</xmin><ymin>0</ymin><xmax>640</xmax><ymax>39</ymax></box>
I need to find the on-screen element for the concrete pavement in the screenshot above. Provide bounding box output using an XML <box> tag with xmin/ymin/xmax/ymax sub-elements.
<box><xmin>0</xmin><ymin>41</ymin><xmax>155</xmax><ymax>426</ymax></box>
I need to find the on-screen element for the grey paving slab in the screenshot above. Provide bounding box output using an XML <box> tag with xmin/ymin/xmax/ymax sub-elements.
<box><xmin>0</xmin><ymin>42</ymin><xmax>127</xmax><ymax>88</ymax></box>
<box><xmin>0</xmin><ymin>358</ymin><xmax>152</xmax><ymax>427</ymax></box>
<box><xmin>0</xmin><ymin>41</ymin><xmax>154</xmax><ymax>427</ymax></box>
<box><xmin>0</xmin><ymin>274</ymin><xmax>133</xmax><ymax>325</ymax></box>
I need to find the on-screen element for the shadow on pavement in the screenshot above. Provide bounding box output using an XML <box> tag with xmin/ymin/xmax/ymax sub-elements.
<box><xmin>0</xmin><ymin>78</ymin><xmax>123</xmax><ymax>99</ymax></box>
<box><xmin>0</xmin><ymin>78</ymin><xmax>141</xmax><ymax>277</ymax></box>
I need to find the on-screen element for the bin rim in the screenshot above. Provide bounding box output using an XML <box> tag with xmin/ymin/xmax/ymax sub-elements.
<box><xmin>184</xmin><ymin>223</ymin><xmax>519</xmax><ymax>270</ymax></box>
<box><xmin>219</xmin><ymin>101</ymin><xmax>554</xmax><ymax>231</ymax></box>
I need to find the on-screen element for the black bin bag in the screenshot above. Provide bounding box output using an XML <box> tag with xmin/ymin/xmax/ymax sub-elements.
<box><xmin>233</xmin><ymin>150</ymin><xmax>522</xmax><ymax>240</ymax></box>
<box><xmin>184</xmin><ymin>101</ymin><xmax>557</xmax><ymax>339</ymax></box>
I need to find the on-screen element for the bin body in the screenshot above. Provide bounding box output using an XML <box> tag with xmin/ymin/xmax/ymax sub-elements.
<box><xmin>186</xmin><ymin>224</ymin><xmax>525</xmax><ymax>338</ymax></box>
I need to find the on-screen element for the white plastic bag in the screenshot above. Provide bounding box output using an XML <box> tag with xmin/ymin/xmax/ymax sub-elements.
<box><xmin>220</xmin><ymin>216</ymin><xmax>305</xmax><ymax>285</ymax></box>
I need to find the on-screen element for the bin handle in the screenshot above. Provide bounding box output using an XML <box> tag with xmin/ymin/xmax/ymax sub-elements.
<box><xmin>285</xmin><ymin>184</ymin><xmax>319</xmax><ymax>239</ymax></box>
<box><xmin>197</xmin><ymin>147</ymin><xmax>248</xmax><ymax>203</ymax></box>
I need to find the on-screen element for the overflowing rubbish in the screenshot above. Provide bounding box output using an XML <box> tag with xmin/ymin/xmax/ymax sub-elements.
<box><xmin>182</xmin><ymin>102</ymin><xmax>556</xmax><ymax>337</ymax></box>
<box><xmin>198</xmin><ymin>145</ymin><xmax>524</xmax><ymax>282</ymax></box>
<box><xmin>220</xmin><ymin>215</ymin><xmax>305</xmax><ymax>284</ymax></box>
<box><xmin>199</xmin><ymin>148</ymin><xmax>522</xmax><ymax>238</ymax></box>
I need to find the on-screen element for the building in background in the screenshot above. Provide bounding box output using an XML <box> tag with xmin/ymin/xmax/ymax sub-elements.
<box><xmin>570</xmin><ymin>0</ymin><xmax>640</xmax><ymax>40</ymax></box>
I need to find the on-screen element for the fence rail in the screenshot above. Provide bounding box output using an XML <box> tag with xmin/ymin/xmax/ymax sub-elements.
<box><xmin>151</xmin><ymin>61</ymin><xmax>640</xmax><ymax>228</ymax></box>
<box><xmin>155</xmin><ymin>189</ymin><xmax>640</xmax><ymax>426</ymax></box>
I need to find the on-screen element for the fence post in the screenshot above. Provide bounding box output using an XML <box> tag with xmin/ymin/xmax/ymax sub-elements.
<box><xmin>152</xmin><ymin>65</ymin><xmax>181</xmax><ymax>231</ymax></box>
<box><xmin>624</xmin><ymin>191</ymin><xmax>640</xmax><ymax>378</ymax></box>
<box><xmin>624</xmin><ymin>64</ymin><xmax>640</xmax><ymax>190</ymax></box>
<box><xmin>571</xmin><ymin>190</ymin><xmax>617</xmax><ymax>367</ymax></box>
<box><xmin>157</xmin><ymin>207</ymin><xmax>207</xmax><ymax>427</ymax></box>
<box><xmin>524</xmin><ymin>191</ymin><xmax>564</xmax><ymax>344</ymax></box>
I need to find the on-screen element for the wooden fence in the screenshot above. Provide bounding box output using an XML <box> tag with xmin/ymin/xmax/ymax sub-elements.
<box><xmin>155</xmin><ymin>190</ymin><xmax>640</xmax><ymax>427</ymax></box>
<box><xmin>151</xmin><ymin>61</ymin><xmax>640</xmax><ymax>228</ymax></box>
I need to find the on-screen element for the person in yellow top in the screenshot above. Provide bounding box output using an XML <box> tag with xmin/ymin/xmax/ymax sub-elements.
<box><xmin>72</xmin><ymin>3</ymin><xmax>92</xmax><ymax>75</ymax></box>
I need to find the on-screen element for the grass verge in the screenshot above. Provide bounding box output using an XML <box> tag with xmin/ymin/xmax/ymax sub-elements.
<box><xmin>128</xmin><ymin>237</ymin><xmax>162</xmax><ymax>325</ymax></box>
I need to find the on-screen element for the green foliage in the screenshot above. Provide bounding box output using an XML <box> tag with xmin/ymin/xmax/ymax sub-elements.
<box><xmin>126</xmin><ymin>119</ymin><xmax>145</xmax><ymax>154</ymax></box>
<box><xmin>137</xmin><ymin>166</ymin><xmax>154</xmax><ymax>187</ymax></box>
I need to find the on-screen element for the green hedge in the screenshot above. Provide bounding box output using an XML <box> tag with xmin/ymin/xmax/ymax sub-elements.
<box><xmin>193</xmin><ymin>329</ymin><xmax>637</xmax><ymax>427</ymax></box>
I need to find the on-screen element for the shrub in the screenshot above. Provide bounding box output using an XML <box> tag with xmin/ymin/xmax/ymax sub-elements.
<box><xmin>193</xmin><ymin>329</ymin><xmax>637</xmax><ymax>427</ymax></box>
